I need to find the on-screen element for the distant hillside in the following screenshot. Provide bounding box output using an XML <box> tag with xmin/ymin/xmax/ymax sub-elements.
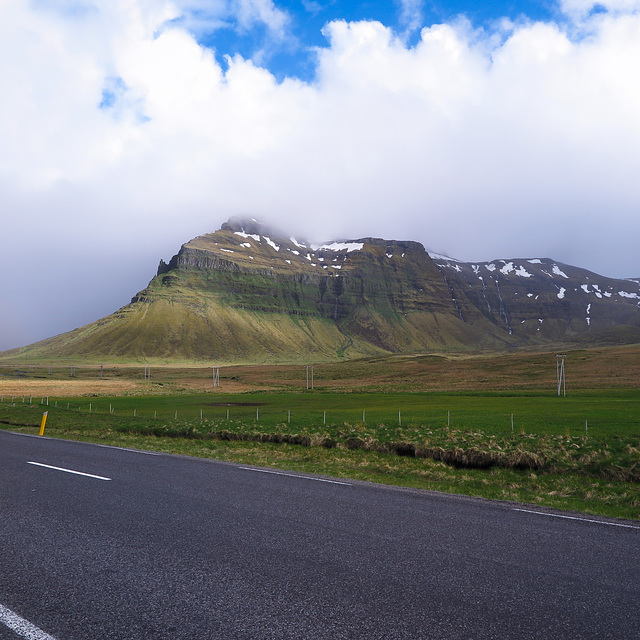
<box><xmin>4</xmin><ymin>217</ymin><xmax>640</xmax><ymax>362</ymax></box>
<box><xmin>431</xmin><ymin>255</ymin><xmax>640</xmax><ymax>346</ymax></box>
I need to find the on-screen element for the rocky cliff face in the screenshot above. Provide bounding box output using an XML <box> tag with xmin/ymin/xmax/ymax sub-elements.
<box><xmin>9</xmin><ymin>217</ymin><xmax>640</xmax><ymax>361</ymax></box>
<box><xmin>432</xmin><ymin>256</ymin><xmax>640</xmax><ymax>345</ymax></box>
<box><xmin>127</xmin><ymin>217</ymin><xmax>510</xmax><ymax>356</ymax></box>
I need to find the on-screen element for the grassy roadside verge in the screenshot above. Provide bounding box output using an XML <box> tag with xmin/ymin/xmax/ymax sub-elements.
<box><xmin>2</xmin><ymin>401</ymin><xmax>638</xmax><ymax>521</ymax></box>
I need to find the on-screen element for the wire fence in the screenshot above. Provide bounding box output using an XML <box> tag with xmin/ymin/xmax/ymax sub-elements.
<box><xmin>1</xmin><ymin>392</ymin><xmax>638</xmax><ymax>438</ymax></box>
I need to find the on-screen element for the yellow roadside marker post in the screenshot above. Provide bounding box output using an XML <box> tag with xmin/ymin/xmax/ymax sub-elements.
<box><xmin>39</xmin><ymin>412</ymin><xmax>48</xmax><ymax>436</ymax></box>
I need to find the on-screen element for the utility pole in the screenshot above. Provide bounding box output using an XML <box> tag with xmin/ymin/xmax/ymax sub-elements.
<box><xmin>306</xmin><ymin>366</ymin><xmax>314</xmax><ymax>390</ymax></box>
<box><xmin>556</xmin><ymin>354</ymin><xmax>566</xmax><ymax>397</ymax></box>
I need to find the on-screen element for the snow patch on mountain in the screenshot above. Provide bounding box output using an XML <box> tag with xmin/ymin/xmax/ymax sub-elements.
<box><xmin>314</xmin><ymin>242</ymin><xmax>364</xmax><ymax>253</ymax></box>
<box><xmin>552</xmin><ymin>265</ymin><xmax>569</xmax><ymax>278</ymax></box>
<box><xmin>234</xmin><ymin>231</ymin><xmax>260</xmax><ymax>243</ymax></box>
<box><xmin>499</xmin><ymin>261</ymin><xmax>533</xmax><ymax>278</ymax></box>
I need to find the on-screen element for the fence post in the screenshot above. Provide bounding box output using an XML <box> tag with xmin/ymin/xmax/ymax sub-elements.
<box><xmin>39</xmin><ymin>412</ymin><xmax>48</xmax><ymax>436</ymax></box>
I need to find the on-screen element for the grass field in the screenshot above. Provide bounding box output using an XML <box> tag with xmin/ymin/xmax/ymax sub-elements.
<box><xmin>12</xmin><ymin>388</ymin><xmax>637</xmax><ymax>438</ymax></box>
<box><xmin>1</xmin><ymin>347</ymin><xmax>638</xmax><ymax>521</ymax></box>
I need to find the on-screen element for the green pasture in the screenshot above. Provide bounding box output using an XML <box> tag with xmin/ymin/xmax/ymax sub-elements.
<box><xmin>28</xmin><ymin>390</ymin><xmax>640</xmax><ymax>438</ymax></box>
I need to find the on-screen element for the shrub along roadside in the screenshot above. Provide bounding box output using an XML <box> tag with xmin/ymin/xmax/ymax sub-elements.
<box><xmin>123</xmin><ymin>425</ymin><xmax>547</xmax><ymax>471</ymax></box>
<box><xmin>108</xmin><ymin>420</ymin><xmax>639</xmax><ymax>483</ymax></box>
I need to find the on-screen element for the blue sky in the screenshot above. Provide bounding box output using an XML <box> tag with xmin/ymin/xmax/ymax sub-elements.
<box><xmin>192</xmin><ymin>1</ymin><xmax>559</xmax><ymax>81</ymax></box>
<box><xmin>2</xmin><ymin>0</ymin><xmax>640</xmax><ymax>350</ymax></box>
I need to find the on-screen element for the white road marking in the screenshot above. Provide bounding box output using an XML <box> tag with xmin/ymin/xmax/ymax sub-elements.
<box><xmin>27</xmin><ymin>461</ymin><xmax>111</xmax><ymax>481</ymax></box>
<box><xmin>0</xmin><ymin>603</ymin><xmax>58</xmax><ymax>640</ymax></box>
<box><xmin>239</xmin><ymin>467</ymin><xmax>351</xmax><ymax>485</ymax></box>
<box><xmin>86</xmin><ymin>442</ymin><xmax>162</xmax><ymax>455</ymax></box>
<box><xmin>513</xmin><ymin>508</ymin><xmax>640</xmax><ymax>529</ymax></box>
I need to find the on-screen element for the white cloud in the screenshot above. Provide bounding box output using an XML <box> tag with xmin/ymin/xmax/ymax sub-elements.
<box><xmin>153</xmin><ymin>0</ymin><xmax>290</xmax><ymax>36</ymax></box>
<box><xmin>2</xmin><ymin>0</ymin><xmax>640</xmax><ymax>349</ymax></box>
<box><xmin>397</xmin><ymin>0</ymin><xmax>424</xmax><ymax>36</ymax></box>
<box><xmin>234</xmin><ymin>0</ymin><xmax>289</xmax><ymax>34</ymax></box>
<box><xmin>559</xmin><ymin>0</ymin><xmax>640</xmax><ymax>19</ymax></box>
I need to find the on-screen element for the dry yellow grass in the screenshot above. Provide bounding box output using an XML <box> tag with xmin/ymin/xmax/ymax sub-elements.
<box><xmin>0</xmin><ymin>379</ymin><xmax>139</xmax><ymax>397</ymax></box>
<box><xmin>0</xmin><ymin>376</ymin><xmax>271</xmax><ymax>397</ymax></box>
<box><xmin>2</xmin><ymin>342</ymin><xmax>639</xmax><ymax>396</ymax></box>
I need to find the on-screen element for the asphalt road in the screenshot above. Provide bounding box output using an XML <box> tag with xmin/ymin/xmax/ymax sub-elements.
<box><xmin>1</xmin><ymin>430</ymin><xmax>638</xmax><ymax>640</ymax></box>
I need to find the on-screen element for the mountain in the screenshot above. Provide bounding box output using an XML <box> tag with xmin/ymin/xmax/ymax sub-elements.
<box><xmin>5</xmin><ymin>217</ymin><xmax>640</xmax><ymax>362</ymax></box>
